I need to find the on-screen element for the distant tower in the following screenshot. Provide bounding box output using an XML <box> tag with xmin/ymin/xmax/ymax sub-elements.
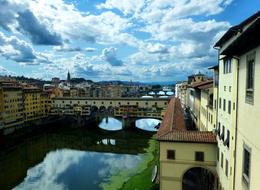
<box><xmin>67</xmin><ymin>71</ymin><xmax>71</xmax><ymax>82</ymax></box>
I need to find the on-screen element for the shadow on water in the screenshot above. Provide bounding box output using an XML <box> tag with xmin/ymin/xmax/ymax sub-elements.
<box><xmin>0</xmin><ymin>119</ymin><xmax>154</xmax><ymax>190</ymax></box>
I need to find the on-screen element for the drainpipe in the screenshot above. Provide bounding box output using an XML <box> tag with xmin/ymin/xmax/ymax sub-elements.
<box><xmin>233</xmin><ymin>56</ymin><xmax>240</xmax><ymax>190</ymax></box>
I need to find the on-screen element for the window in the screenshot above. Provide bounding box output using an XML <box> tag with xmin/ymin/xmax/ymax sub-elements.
<box><xmin>233</xmin><ymin>102</ymin><xmax>236</xmax><ymax>110</ymax></box>
<box><xmin>223</xmin><ymin>99</ymin><xmax>226</xmax><ymax>111</ymax></box>
<box><xmin>214</xmin><ymin>100</ymin><xmax>217</xmax><ymax>109</ymax></box>
<box><xmin>226</xmin><ymin>159</ymin><xmax>229</xmax><ymax>177</ymax></box>
<box><xmin>221</xmin><ymin>125</ymin><xmax>225</xmax><ymax>141</ymax></box>
<box><xmin>224</xmin><ymin>86</ymin><xmax>226</xmax><ymax>91</ymax></box>
<box><xmin>224</xmin><ymin>130</ymin><xmax>230</xmax><ymax>148</ymax></box>
<box><xmin>221</xmin><ymin>153</ymin><xmax>224</xmax><ymax>168</ymax></box>
<box><xmin>167</xmin><ymin>150</ymin><xmax>175</xmax><ymax>160</ymax></box>
<box><xmin>217</xmin><ymin>147</ymin><xmax>219</xmax><ymax>161</ymax></box>
<box><xmin>246</xmin><ymin>52</ymin><xmax>255</xmax><ymax>104</ymax></box>
<box><xmin>217</xmin><ymin>122</ymin><xmax>221</xmax><ymax>136</ymax></box>
<box><xmin>195</xmin><ymin>151</ymin><xmax>204</xmax><ymax>161</ymax></box>
<box><xmin>219</xmin><ymin>98</ymin><xmax>222</xmax><ymax>109</ymax></box>
<box><xmin>223</xmin><ymin>58</ymin><xmax>232</xmax><ymax>74</ymax></box>
<box><xmin>229</xmin><ymin>86</ymin><xmax>232</xmax><ymax>92</ymax></box>
<box><xmin>214</xmin><ymin>72</ymin><xmax>219</xmax><ymax>86</ymax></box>
<box><xmin>243</xmin><ymin>145</ymin><xmax>251</xmax><ymax>188</ymax></box>
<box><xmin>228</xmin><ymin>100</ymin><xmax>231</xmax><ymax>114</ymax></box>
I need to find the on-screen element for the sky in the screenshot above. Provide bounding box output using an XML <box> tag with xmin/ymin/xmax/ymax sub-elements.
<box><xmin>0</xmin><ymin>0</ymin><xmax>259</xmax><ymax>82</ymax></box>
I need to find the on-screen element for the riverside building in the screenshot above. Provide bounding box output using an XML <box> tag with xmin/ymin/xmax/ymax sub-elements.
<box><xmin>158</xmin><ymin>12</ymin><xmax>260</xmax><ymax>190</ymax></box>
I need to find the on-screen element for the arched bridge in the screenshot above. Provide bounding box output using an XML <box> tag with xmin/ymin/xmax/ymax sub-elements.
<box><xmin>50</xmin><ymin>97</ymin><xmax>170</xmax><ymax>119</ymax></box>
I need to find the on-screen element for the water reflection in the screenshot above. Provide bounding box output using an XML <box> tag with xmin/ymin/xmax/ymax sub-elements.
<box><xmin>0</xmin><ymin>124</ymin><xmax>152</xmax><ymax>190</ymax></box>
<box><xmin>14</xmin><ymin>149</ymin><xmax>142</xmax><ymax>190</ymax></box>
<box><xmin>166</xmin><ymin>91</ymin><xmax>174</xmax><ymax>96</ymax></box>
<box><xmin>135</xmin><ymin>118</ymin><xmax>161</xmax><ymax>132</ymax></box>
<box><xmin>98</xmin><ymin>117</ymin><xmax>122</xmax><ymax>131</ymax></box>
<box><xmin>99</xmin><ymin>139</ymin><xmax>116</xmax><ymax>145</ymax></box>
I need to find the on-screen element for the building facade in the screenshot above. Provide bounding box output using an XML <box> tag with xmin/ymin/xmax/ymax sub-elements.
<box><xmin>158</xmin><ymin>12</ymin><xmax>260</xmax><ymax>190</ymax></box>
<box><xmin>0</xmin><ymin>84</ymin><xmax>24</xmax><ymax>131</ymax></box>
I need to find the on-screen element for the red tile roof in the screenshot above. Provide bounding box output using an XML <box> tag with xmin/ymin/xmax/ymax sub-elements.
<box><xmin>198</xmin><ymin>82</ymin><xmax>213</xmax><ymax>90</ymax></box>
<box><xmin>158</xmin><ymin>131</ymin><xmax>217</xmax><ymax>144</ymax></box>
<box><xmin>157</xmin><ymin>97</ymin><xmax>216</xmax><ymax>144</ymax></box>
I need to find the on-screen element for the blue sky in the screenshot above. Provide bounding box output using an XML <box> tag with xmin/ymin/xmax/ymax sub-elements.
<box><xmin>0</xmin><ymin>0</ymin><xmax>259</xmax><ymax>82</ymax></box>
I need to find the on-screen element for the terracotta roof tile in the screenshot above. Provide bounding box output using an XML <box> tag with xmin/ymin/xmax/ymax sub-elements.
<box><xmin>157</xmin><ymin>97</ymin><xmax>216</xmax><ymax>144</ymax></box>
<box><xmin>158</xmin><ymin>131</ymin><xmax>216</xmax><ymax>144</ymax></box>
<box><xmin>198</xmin><ymin>82</ymin><xmax>213</xmax><ymax>90</ymax></box>
<box><xmin>157</xmin><ymin>98</ymin><xmax>186</xmax><ymax>138</ymax></box>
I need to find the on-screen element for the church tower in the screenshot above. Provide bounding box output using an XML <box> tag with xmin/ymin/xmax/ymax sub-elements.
<box><xmin>67</xmin><ymin>71</ymin><xmax>71</xmax><ymax>82</ymax></box>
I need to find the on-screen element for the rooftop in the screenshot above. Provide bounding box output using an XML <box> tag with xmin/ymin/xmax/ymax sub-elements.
<box><xmin>191</xmin><ymin>80</ymin><xmax>213</xmax><ymax>88</ymax></box>
<box><xmin>157</xmin><ymin>98</ymin><xmax>216</xmax><ymax>144</ymax></box>
<box><xmin>214</xmin><ymin>11</ymin><xmax>260</xmax><ymax>48</ymax></box>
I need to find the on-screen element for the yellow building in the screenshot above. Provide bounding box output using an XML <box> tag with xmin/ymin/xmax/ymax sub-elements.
<box><xmin>0</xmin><ymin>83</ymin><xmax>24</xmax><ymax>132</ymax></box>
<box><xmin>199</xmin><ymin>81</ymin><xmax>214</xmax><ymax>131</ymax></box>
<box><xmin>157</xmin><ymin>12</ymin><xmax>260</xmax><ymax>190</ymax></box>
<box><xmin>157</xmin><ymin>98</ymin><xmax>217</xmax><ymax>190</ymax></box>
<box><xmin>0</xmin><ymin>89</ymin><xmax>3</xmax><ymax>129</ymax></box>
<box><xmin>209</xmin><ymin>65</ymin><xmax>219</xmax><ymax>133</ymax></box>
<box><xmin>40</xmin><ymin>92</ymin><xmax>51</xmax><ymax>117</ymax></box>
<box><xmin>215</xmin><ymin>11</ymin><xmax>260</xmax><ymax>190</ymax></box>
<box><xmin>23</xmin><ymin>87</ymin><xmax>44</xmax><ymax>122</ymax></box>
<box><xmin>175</xmin><ymin>81</ymin><xmax>188</xmax><ymax>108</ymax></box>
<box><xmin>188</xmin><ymin>80</ymin><xmax>212</xmax><ymax>130</ymax></box>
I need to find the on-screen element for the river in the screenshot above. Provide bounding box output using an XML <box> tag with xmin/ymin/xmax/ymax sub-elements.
<box><xmin>0</xmin><ymin>117</ymin><xmax>160</xmax><ymax>190</ymax></box>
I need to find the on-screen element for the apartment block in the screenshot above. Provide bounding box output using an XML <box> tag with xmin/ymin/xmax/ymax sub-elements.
<box><xmin>199</xmin><ymin>81</ymin><xmax>214</xmax><ymax>131</ymax></box>
<box><xmin>0</xmin><ymin>83</ymin><xmax>24</xmax><ymax>130</ymax></box>
<box><xmin>175</xmin><ymin>81</ymin><xmax>188</xmax><ymax>108</ymax></box>
<box><xmin>23</xmin><ymin>87</ymin><xmax>44</xmax><ymax>122</ymax></box>
<box><xmin>157</xmin><ymin>12</ymin><xmax>260</xmax><ymax>190</ymax></box>
<box><xmin>214</xmin><ymin>11</ymin><xmax>260</xmax><ymax>190</ymax></box>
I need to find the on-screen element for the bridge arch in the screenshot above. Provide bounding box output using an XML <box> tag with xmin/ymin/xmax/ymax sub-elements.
<box><xmin>91</xmin><ymin>106</ymin><xmax>99</xmax><ymax>113</ymax></box>
<box><xmin>181</xmin><ymin>166</ymin><xmax>216</xmax><ymax>190</ymax></box>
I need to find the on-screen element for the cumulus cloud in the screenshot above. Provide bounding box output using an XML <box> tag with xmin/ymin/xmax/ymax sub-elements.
<box><xmin>97</xmin><ymin>0</ymin><xmax>231</xmax><ymax>78</ymax></box>
<box><xmin>17</xmin><ymin>10</ymin><xmax>63</xmax><ymax>45</ymax></box>
<box><xmin>0</xmin><ymin>32</ymin><xmax>49</xmax><ymax>64</ymax></box>
<box><xmin>97</xmin><ymin>0</ymin><xmax>145</xmax><ymax>16</ymax></box>
<box><xmin>0</xmin><ymin>0</ymin><xmax>138</xmax><ymax>47</ymax></box>
<box><xmin>146</xmin><ymin>43</ymin><xmax>169</xmax><ymax>54</ymax></box>
<box><xmin>85</xmin><ymin>47</ymin><xmax>96</xmax><ymax>52</ymax></box>
<box><xmin>54</xmin><ymin>46</ymin><xmax>96</xmax><ymax>53</ymax></box>
<box><xmin>101</xmin><ymin>47</ymin><xmax>123</xmax><ymax>66</ymax></box>
<box><xmin>0</xmin><ymin>0</ymin><xmax>234</xmax><ymax>81</ymax></box>
<box><xmin>0</xmin><ymin>66</ymin><xmax>15</xmax><ymax>76</ymax></box>
<box><xmin>54</xmin><ymin>45</ymin><xmax>82</xmax><ymax>52</ymax></box>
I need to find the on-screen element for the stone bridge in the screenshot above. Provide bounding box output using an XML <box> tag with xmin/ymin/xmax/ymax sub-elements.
<box><xmin>50</xmin><ymin>97</ymin><xmax>170</xmax><ymax>119</ymax></box>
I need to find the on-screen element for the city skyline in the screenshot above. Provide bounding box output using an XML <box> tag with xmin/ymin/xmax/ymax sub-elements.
<box><xmin>0</xmin><ymin>0</ymin><xmax>259</xmax><ymax>82</ymax></box>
